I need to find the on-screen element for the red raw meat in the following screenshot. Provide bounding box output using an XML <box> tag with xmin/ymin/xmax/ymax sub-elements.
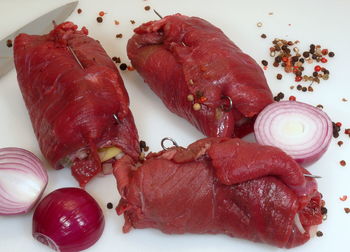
<box><xmin>114</xmin><ymin>138</ymin><xmax>323</xmax><ymax>248</ymax></box>
<box><xmin>14</xmin><ymin>22</ymin><xmax>140</xmax><ymax>187</ymax></box>
<box><xmin>127</xmin><ymin>14</ymin><xmax>273</xmax><ymax>138</ymax></box>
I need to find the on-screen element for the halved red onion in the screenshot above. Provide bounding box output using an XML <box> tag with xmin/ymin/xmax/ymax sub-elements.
<box><xmin>33</xmin><ymin>187</ymin><xmax>105</xmax><ymax>252</ymax></box>
<box><xmin>0</xmin><ymin>147</ymin><xmax>48</xmax><ymax>215</ymax></box>
<box><xmin>254</xmin><ymin>101</ymin><xmax>332</xmax><ymax>165</ymax></box>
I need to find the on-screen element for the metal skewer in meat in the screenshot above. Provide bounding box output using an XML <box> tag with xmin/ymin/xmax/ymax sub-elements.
<box><xmin>114</xmin><ymin>137</ymin><xmax>324</xmax><ymax>248</ymax></box>
<box><xmin>127</xmin><ymin>13</ymin><xmax>274</xmax><ymax>138</ymax></box>
<box><xmin>14</xmin><ymin>22</ymin><xmax>140</xmax><ymax>187</ymax></box>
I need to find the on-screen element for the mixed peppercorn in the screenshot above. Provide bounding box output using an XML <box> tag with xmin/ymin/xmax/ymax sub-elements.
<box><xmin>262</xmin><ymin>38</ymin><xmax>335</xmax><ymax>92</ymax></box>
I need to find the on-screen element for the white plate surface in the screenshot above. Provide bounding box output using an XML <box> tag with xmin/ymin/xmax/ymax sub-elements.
<box><xmin>1</xmin><ymin>0</ymin><xmax>349</xmax><ymax>251</ymax></box>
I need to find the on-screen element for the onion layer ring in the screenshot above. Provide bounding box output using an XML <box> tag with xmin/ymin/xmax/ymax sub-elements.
<box><xmin>254</xmin><ymin>101</ymin><xmax>332</xmax><ymax>165</ymax></box>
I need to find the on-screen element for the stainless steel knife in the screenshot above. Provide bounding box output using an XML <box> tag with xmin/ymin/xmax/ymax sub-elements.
<box><xmin>0</xmin><ymin>1</ymin><xmax>78</xmax><ymax>77</ymax></box>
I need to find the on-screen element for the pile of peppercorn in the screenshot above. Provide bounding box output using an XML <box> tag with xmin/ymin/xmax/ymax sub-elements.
<box><xmin>263</xmin><ymin>39</ymin><xmax>335</xmax><ymax>92</ymax></box>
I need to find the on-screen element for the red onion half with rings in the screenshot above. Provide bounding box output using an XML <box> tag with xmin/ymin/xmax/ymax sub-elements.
<box><xmin>32</xmin><ymin>187</ymin><xmax>105</xmax><ymax>252</ymax></box>
<box><xmin>254</xmin><ymin>101</ymin><xmax>332</xmax><ymax>165</ymax></box>
<box><xmin>0</xmin><ymin>147</ymin><xmax>48</xmax><ymax>215</ymax></box>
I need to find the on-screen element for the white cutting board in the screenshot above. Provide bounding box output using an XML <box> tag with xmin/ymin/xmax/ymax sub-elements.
<box><xmin>1</xmin><ymin>0</ymin><xmax>350</xmax><ymax>251</ymax></box>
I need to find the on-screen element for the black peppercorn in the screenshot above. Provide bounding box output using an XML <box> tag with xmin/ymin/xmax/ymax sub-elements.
<box><xmin>303</xmin><ymin>51</ymin><xmax>310</xmax><ymax>58</ymax></box>
<box><xmin>261</xmin><ymin>60</ymin><xmax>268</xmax><ymax>66</ymax></box>
<box><xmin>119</xmin><ymin>63</ymin><xmax>127</xmax><ymax>71</ymax></box>
<box><xmin>291</xmin><ymin>56</ymin><xmax>299</xmax><ymax>62</ymax></box>
<box><xmin>6</xmin><ymin>39</ymin><xmax>12</xmax><ymax>48</ymax></box>
<box><xmin>277</xmin><ymin>92</ymin><xmax>284</xmax><ymax>99</ymax></box>
<box><xmin>316</xmin><ymin>231</ymin><xmax>323</xmax><ymax>237</ymax></box>
<box><xmin>275</xmin><ymin>56</ymin><xmax>282</xmax><ymax>63</ymax></box>
<box><xmin>328</xmin><ymin>52</ymin><xmax>335</xmax><ymax>57</ymax></box>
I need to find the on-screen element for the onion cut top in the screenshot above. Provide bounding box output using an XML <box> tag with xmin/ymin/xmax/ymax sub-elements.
<box><xmin>254</xmin><ymin>101</ymin><xmax>333</xmax><ymax>165</ymax></box>
<box><xmin>0</xmin><ymin>147</ymin><xmax>48</xmax><ymax>215</ymax></box>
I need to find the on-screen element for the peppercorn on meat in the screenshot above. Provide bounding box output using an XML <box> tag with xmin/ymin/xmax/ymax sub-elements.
<box><xmin>127</xmin><ymin>14</ymin><xmax>273</xmax><ymax>138</ymax></box>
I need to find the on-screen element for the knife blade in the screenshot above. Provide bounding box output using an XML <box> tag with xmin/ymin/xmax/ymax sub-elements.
<box><xmin>0</xmin><ymin>1</ymin><xmax>78</xmax><ymax>77</ymax></box>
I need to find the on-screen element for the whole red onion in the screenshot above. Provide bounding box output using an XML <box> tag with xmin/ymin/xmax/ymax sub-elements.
<box><xmin>32</xmin><ymin>187</ymin><xmax>105</xmax><ymax>252</ymax></box>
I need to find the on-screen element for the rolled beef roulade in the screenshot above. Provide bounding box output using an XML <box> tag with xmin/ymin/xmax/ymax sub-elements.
<box><xmin>14</xmin><ymin>22</ymin><xmax>140</xmax><ymax>187</ymax></box>
<box><xmin>127</xmin><ymin>14</ymin><xmax>273</xmax><ymax>138</ymax></box>
<box><xmin>114</xmin><ymin>138</ymin><xmax>324</xmax><ymax>248</ymax></box>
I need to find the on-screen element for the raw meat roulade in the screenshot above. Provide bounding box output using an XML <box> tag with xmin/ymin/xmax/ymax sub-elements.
<box><xmin>14</xmin><ymin>22</ymin><xmax>140</xmax><ymax>186</ymax></box>
<box><xmin>127</xmin><ymin>14</ymin><xmax>273</xmax><ymax>138</ymax></box>
<box><xmin>114</xmin><ymin>138</ymin><xmax>323</xmax><ymax>248</ymax></box>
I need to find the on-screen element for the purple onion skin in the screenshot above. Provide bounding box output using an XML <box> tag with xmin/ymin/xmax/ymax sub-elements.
<box><xmin>32</xmin><ymin>188</ymin><xmax>105</xmax><ymax>252</ymax></box>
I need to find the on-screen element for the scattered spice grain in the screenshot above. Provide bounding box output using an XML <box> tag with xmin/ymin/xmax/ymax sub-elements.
<box><xmin>116</xmin><ymin>33</ymin><xmax>123</xmax><ymax>38</ymax></box>
<box><xmin>340</xmin><ymin>160</ymin><xmax>346</xmax><ymax>167</ymax></box>
<box><xmin>193</xmin><ymin>103</ymin><xmax>201</xmax><ymax>111</ymax></box>
<box><xmin>107</xmin><ymin>202</ymin><xmax>113</xmax><ymax>209</ymax></box>
<box><xmin>119</xmin><ymin>63</ymin><xmax>127</xmax><ymax>71</ymax></box>
<box><xmin>276</xmin><ymin>73</ymin><xmax>283</xmax><ymax>80</ymax></box>
<box><xmin>144</xmin><ymin>5</ymin><xmax>151</xmax><ymax>11</ymax></box>
<box><xmin>261</xmin><ymin>60</ymin><xmax>268</xmax><ymax>66</ymax></box>
<box><xmin>6</xmin><ymin>39</ymin><xmax>12</xmax><ymax>48</ymax></box>
<box><xmin>340</xmin><ymin>195</ymin><xmax>348</xmax><ymax>201</ymax></box>
<box><xmin>130</xmin><ymin>20</ymin><xmax>136</xmax><ymax>24</ymax></box>
<box><xmin>96</xmin><ymin>16</ymin><xmax>103</xmax><ymax>23</ymax></box>
<box><xmin>344</xmin><ymin>208</ymin><xmax>350</xmax><ymax>214</ymax></box>
<box><xmin>316</xmin><ymin>231</ymin><xmax>323</xmax><ymax>237</ymax></box>
<box><xmin>332</xmin><ymin>122</ymin><xmax>341</xmax><ymax>138</ymax></box>
<box><xmin>77</xmin><ymin>8</ymin><xmax>82</xmax><ymax>14</ymax></box>
<box><xmin>261</xmin><ymin>34</ymin><xmax>267</xmax><ymax>39</ymax></box>
<box><xmin>187</xmin><ymin>94</ymin><xmax>194</xmax><ymax>101</ymax></box>
<box><xmin>112</xmin><ymin>57</ymin><xmax>121</xmax><ymax>63</ymax></box>
<box><xmin>321</xmin><ymin>49</ymin><xmax>328</xmax><ymax>55</ymax></box>
<box><xmin>337</xmin><ymin>141</ymin><xmax>343</xmax><ymax>147</ymax></box>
